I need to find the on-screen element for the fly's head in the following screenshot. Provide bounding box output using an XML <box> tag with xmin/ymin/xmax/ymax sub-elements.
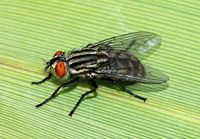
<box><xmin>44</xmin><ymin>51</ymin><xmax>69</xmax><ymax>79</ymax></box>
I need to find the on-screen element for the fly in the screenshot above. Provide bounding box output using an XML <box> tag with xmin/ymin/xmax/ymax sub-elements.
<box><xmin>32</xmin><ymin>32</ymin><xmax>169</xmax><ymax>116</ymax></box>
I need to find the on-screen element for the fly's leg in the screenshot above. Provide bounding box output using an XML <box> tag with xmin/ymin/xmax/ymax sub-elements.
<box><xmin>36</xmin><ymin>78</ymin><xmax>79</xmax><ymax>108</ymax></box>
<box><xmin>86</xmin><ymin>43</ymin><xmax>93</xmax><ymax>47</ymax></box>
<box><xmin>32</xmin><ymin>73</ymin><xmax>52</xmax><ymax>85</ymax></box>
<box><xmin>122</xmin><ymin>86</ymin><xmax>147</xmax><ymax>102</ymax></box>
<box><xmin>113</xmin><ymin>82</ymin><xmax>146</xmax><ymax>102</ymax></box>
<box><xmin>69</xmin><ymin>80</ymin><xmax>98</xmax><ymax>116</ymax></box>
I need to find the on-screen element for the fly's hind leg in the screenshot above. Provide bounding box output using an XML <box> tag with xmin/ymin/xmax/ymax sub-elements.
<box><xmin>113</xmin><ymin>81</ymin><xmax>147</xmax><ymax>102</ymax></box>
<box><xmin>122</xmin><ymin>86</ymin><xmax>147</xmax><ymax>102</ymax></box>
<box><xmin>114</xmin><ymin>81</ymin><xmax>146</xmax><ymax>102</ymax></box>
<box><xmin>69</xmin><ymin>79</ymin><xmax>98</xmax><ymax>116</ymax></box>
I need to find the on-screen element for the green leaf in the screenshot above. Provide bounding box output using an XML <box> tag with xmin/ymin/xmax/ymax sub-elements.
<box><xmin>0</xmin><ymin>0</ymin><xmax>199</xmax><ymax>138</ymax></box>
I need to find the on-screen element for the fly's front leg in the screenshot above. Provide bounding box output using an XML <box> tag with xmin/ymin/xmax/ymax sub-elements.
<box><xmin>36</xmin><ymin>78</ymin><xmax>79</xmax><ymax>108</ymax></box>
<box><xmin>32</xmin><ymin>73</ymin><xmax>52</xmax><ymax>85</ymax></box>
<box><xmin>69</xmin><ymin>80</ymin><xmax>98</xmax><ymax>116</ymax></box>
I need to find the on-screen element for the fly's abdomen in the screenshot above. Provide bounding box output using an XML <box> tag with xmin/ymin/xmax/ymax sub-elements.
<box><xmin>95</xmin><ymin>50</ymin><xmax>145</xmax><ymax>81</ymax></box>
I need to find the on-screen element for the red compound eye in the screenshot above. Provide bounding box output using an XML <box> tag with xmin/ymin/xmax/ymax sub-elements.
<box><xmin>55</xmin><ymin>62</ymin><xmax>66</xmax><ymax>78</ymax></box>
<box><xmin>54</xmin><ymin>51</ymin><xmax>63</xmax><ymax>57</ymax></box>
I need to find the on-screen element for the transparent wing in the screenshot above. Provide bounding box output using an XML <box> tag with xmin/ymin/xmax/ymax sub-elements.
<box><xmin>101</xmin><ymin>65</ymin><xmax>169</xmax><ymax>84</ymax></box>
<box><xmin>137</xmin><ymin>65</ymin><xmax>169</xmax><ymax>83</ymax></box>
<box><xmin>88</xmin><ymin>32</ymin><xmax>161</xmax><ymax>55</ymax></box>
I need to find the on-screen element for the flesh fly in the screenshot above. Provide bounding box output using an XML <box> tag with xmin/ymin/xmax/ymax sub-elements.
<box><xmin>32</xmin><ymin>32</ymin><xmax>169</xmax><ymax>116</ymax></box>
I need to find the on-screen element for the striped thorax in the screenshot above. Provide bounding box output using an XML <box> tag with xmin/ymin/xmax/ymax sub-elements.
<box><xmin>67</xmin><ymin>47</ymin><xmax>109</xmax><ymax>77</ymax></box>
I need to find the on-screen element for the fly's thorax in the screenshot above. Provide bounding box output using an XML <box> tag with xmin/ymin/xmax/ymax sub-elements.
<box><xmin>66</xmin><ymin>47</ymin><xmax>109</xmax><ymax>75</ymax></box>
